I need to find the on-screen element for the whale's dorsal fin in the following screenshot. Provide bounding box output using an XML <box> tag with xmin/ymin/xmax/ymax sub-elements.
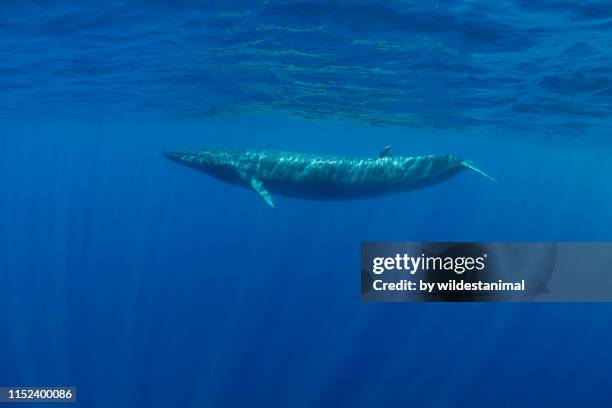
<box><xmin>379</xmin><ymin>146</ymin><xmax>392</xmax><ymax>158</ymax></box>
<box><xmin>250</xmin><ymin>177</ymin><xmax>275</xmax><ymax>208</ymax></box>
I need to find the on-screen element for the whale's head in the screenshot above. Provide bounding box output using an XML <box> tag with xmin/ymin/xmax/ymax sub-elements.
<box><xmin>163</xmin><ymin>149</ymin><xmax>246</xmax><ymax>184</ymax></box>
<box><xmin>163</xmin><ymin>149</ymin><xmax>221</xmax><ymax>171</ymax></box>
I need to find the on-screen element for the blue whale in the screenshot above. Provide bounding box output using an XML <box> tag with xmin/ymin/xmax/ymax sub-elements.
<box><xmin>163</xmin><ymin>146</ymin><xmax>496</xmax><ymax>207</ymax></box>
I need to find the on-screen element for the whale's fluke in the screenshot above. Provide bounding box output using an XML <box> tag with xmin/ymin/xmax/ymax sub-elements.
<box><xmin>462</xmin><ymin>160</ymin><xmax>498</xmax><ymax>183</ymax></box>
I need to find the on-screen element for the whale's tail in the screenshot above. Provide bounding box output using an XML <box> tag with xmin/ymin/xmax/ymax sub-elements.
<box><xmin>462</xmin><ymin>160</ymin><xmax>498</xmax><ymax>183</ymax></box>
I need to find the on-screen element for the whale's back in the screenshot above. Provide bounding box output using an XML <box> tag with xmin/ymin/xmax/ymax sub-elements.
<box><xmin>248</xmin><ymin>151</ymin><xmax>466</xmax><ymax>200</ymax></box>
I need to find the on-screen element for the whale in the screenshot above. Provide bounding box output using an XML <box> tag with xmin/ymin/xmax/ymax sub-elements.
<box><xmin>163</xmin><ymin>147</ymin><xmax>496</xmax><ymax>207</ymax></box>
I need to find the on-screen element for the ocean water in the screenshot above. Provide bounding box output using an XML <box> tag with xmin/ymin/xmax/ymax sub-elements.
<box><xmin>1</xmin><ymin>1</ymin><xmax>612</xmax><ymax>407</ymax></box>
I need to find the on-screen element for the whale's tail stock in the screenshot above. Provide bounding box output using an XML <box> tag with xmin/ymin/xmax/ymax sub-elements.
<box><xmin>461</xmin><ymin>160</ymin><xmax>498</xmax><ymax>183</ymax></box>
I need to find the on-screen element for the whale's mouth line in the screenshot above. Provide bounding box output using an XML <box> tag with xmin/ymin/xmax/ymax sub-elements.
<box><xmin>163</xmin><ymin>150</ymin><xmax>198</xmax><ymax>163</ymax></box>
<box><xmin>163</xmin><ymin>150</ymin><xmax>187</xmax><ymax>158</ymax></box>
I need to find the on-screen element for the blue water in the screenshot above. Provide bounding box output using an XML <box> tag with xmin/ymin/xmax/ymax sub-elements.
<box><xmin>2</xmin><ymin>1</ymin><xmax>612</xmax><ymax>407</ymax></box>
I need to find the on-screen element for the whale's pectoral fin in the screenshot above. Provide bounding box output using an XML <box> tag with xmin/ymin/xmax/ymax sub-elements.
<box><xmin>250</xmin><ymin>177</ymin><xmax>275</xmax><ymax>208</ymax></box>
<box><xmin>379</xmin><ymin>145</ymin><xmax>392</xmax><ymax>158</ymax></box>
